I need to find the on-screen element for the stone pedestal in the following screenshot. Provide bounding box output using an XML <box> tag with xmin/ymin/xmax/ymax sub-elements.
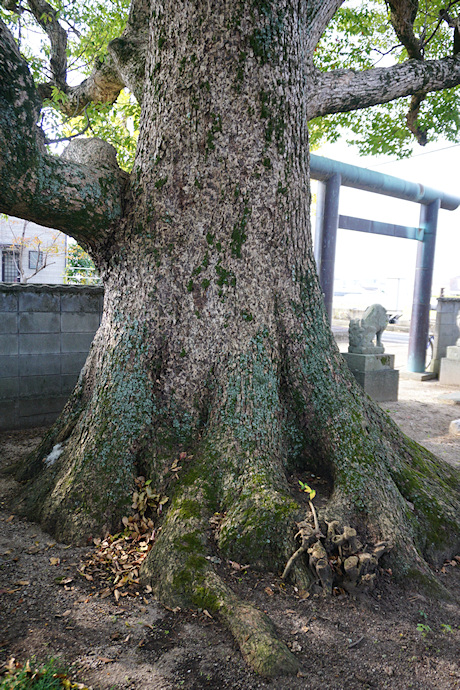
<box><xmin>439</xmin><ymin>344</ymin><xmax>460</xmax><ymax>385</ymax></box>
<box><xmin>342</xmin><ymin>353</ymin><xmax>399</xmax><ymax>402</ymax></box>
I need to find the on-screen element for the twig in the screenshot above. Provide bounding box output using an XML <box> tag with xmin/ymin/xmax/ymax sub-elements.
<box><xmin>309</xmin><ymin>500</ymin><xmax>319</xmax><ymax>533</ymax></box>
<box><xmin>282</xmin><ymin>500</ymin><xmax>321</xmax><ymax>580</ymax></box>
<box><xmin>45</xmin><ymin>105</ymin><xmax>91</xmax><ymax>144</ymax></box>
<box><xmin>281</xmin><ymin>544</ymin><xmax>308</xmax><ymax>580</ymax></box>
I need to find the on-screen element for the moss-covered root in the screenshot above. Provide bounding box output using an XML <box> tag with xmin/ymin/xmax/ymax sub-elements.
<box><xmin>394</xmin><ymin>437</ymin><xmax>460</xmax><ymax>565</ymax></box>
<box><xmin>203</xmin><ymin>571</ymin><xmax>301</xmax><ymax>677</ymax></box>
<box><xmin>141</xmin><ymin>484</ymin><xmax>301</xmax><ymax>677</ymax></box>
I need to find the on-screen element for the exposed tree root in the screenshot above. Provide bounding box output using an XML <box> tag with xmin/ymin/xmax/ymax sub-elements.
<box><xmin>137</xmin><ymin>480</ymin><xmax>301</xmax><ymax>677</ymax></box>
<box><xmin>203</xmin><ymin>571</ymin><xmax>301</xmax><ymax>677</ymax></box>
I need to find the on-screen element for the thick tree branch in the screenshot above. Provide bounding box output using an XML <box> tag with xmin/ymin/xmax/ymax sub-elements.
<box><xmin>306</xmin><ymin>54</ymin><xmax>460</xmax><ymax>120</ymax></box>
<box><xmin>38</xmin><ymin>58</ymin><xmax>127</xmax><ymax>117</ymax></box>
<box><xmin>0</xmin><ymin>19</ymin><xmax>126</xmax><ymax>244</ymax></box>
<box><xmin>108</xmin><ymin>0</ymin><xmax>149</xmax><ymax>100</ymax></box>
<box><xmin>406</xmin><ymin>91</ymin><xmax>428</xmax><ymax>145</ymax></box>
<box><xmin>56</xmin><ymin>0</ymin><xmax>150</xmax><ymax>114</ymax></box>
<box><xmin>386</xmin><ymin>0</ymin><xmax>423</xmax><ymax>59</ymax></box>
<box><xmin>439</xmin><ymin>7</ymin><xmax>460</xmax><ymax>54</ymax></box>
<box><xmin>3</xmin><ymin>0</ymin><xmax>148</xmax><ymax>116</ymax></box>
<box><xmin>38</xmin><ymin>31</ymin><xmax>147</xmax><ymax>116</ymax></box>
<box><xmin>27</xmin><ymin>0</ymin><xmax>68</xmax><ymax>87</ymax></box>
<box><xmin>385</xmin><ymin>2</ymin><xmax>429</xmax><ymax>143</ymax></box>
<box><xmin>304</xmin><ymin>0</ymin><xmax>345</xmax><ymax>53</ymax></box>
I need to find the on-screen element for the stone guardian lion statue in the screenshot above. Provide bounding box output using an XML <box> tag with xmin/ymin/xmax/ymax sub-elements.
<box><xmin>348</xmin><ymin>304</ymin><xmax>388</xmax><ymax>354</ymax></box>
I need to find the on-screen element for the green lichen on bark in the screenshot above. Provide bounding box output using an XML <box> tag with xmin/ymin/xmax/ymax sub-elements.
<box><xmin>231</xmin><ymin>201</ymin><xmax>251</xmax><ymax>258</ymax></box>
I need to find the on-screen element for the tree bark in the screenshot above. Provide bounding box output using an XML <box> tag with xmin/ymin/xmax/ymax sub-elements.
<box><xmin>0</xmin><ymin>20</ymin><xmax>126</xmax><ymax>242</ymax></box>
<box><xmin>307</xmin><ymin>55</ymin><xmax>460</xmax><ymax>119</ymax></box>
<box><xmin>2</xmin><ymin>0</ymin><xmax>460</xmax><ymax>677</ymax></box>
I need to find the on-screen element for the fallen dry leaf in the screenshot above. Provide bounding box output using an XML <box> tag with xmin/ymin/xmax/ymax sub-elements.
<box><xmin>264</xmin><ymin>587</ymin><xmax>274</xmax><ymax>596</ymax></box>
<box><xmin>55</xmin><ymin>577</ymin><xmax>73</xmax><ymax>585</ymax></box>
<box><xmin>79</xmin><ymin>572</ymin><xmax>93</xmax><ymax>582</ymax></box>
<box><xmin>49</xmin><ymin>557</ymin><xmax>60</xmax><ymax>566</ymax></box>
<box><xmin>298</xmin><ymin>590</ymin><xmax>310</xmax><ymax>599</ymax></box>
<box><xmin>79</xmin><ymin>512</ymin><xmax>158</xmax><ymax>600</ymax></box>
<box><xmin>229</xmin><ymin>560</ymin><xmax>250</xmax><ymax>571</ymax></box>
<box><xmin>14</xmin><ymin>581</ymin><xmax>30</xmax><ymax>586</ymax></box>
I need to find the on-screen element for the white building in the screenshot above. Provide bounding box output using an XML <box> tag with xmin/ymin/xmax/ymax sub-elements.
<box><xmin>0</xmin><ymin>216</ymin><xmax>67</xmax><ymax>284</ymax></box>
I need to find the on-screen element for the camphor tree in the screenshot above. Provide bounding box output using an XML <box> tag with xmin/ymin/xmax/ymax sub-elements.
<box><xmin>1</xmin><ymin>0</ymin><xmax>460</xmax><ymax>676</ymax></box>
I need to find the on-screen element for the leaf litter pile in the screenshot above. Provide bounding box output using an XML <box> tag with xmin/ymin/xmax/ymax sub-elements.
<box><xmin>79</xmin><ymin>456</ymin><xmax>191</xmax><ymax>601</ymax></box>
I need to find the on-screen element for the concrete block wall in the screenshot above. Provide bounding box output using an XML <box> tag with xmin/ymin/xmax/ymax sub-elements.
<box><xmin>431</xmin><ymin>297</ymin><xmax>460</xmax><ymax>375</ymax></box>
<box><xmin>0</xmin><ymin>284</ymin><xmax>103</xmax><ymax>430</ymax></box>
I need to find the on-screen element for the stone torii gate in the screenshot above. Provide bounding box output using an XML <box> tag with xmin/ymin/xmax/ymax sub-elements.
<box><xmin>311</xmin><ymin>154</ymin><xmax>460</xmax><ymax>373</ymax></box>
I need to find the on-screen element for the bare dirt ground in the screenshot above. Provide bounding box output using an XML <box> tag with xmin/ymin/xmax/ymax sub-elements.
<box><xmin>0</xmin><ymin>377</ymin><xmax>459</xmax><ymax>689</ymax></box>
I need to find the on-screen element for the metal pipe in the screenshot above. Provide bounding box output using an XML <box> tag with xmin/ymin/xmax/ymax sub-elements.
<box><xmin>314</xmin><ymin>180</ymin><xmax>326</xmax><ymax>268</ymax></box>
<box><xmin>338</xmin><ymin>215</ymin><xmax>424</xmax><ymax>241</ymax></box>
<box><xmin>310</xmin><ymin>154</ymin><xmax>460</xmax><ymax>211</ymax></box>
<box><xmin>407</xmin><ymin>199</ymin><xmax>440</xmax><ymax>372</ymax></box>
<box><xmin>318</xmin><ymin>173</ymin><xmax>341</xmax><ymax>323</ymax></box>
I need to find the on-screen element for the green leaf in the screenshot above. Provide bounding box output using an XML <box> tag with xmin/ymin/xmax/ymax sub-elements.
<box><xmin>299</xmin><ymin>481</ymin><xmax>316</xmax><ymax>500</ymax></box>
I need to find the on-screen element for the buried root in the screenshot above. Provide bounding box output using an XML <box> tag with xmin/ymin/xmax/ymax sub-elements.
<box><xmin>282</xmin><ymin>497</ymin><xmax>392</xmax><ymax>595</ymax></box>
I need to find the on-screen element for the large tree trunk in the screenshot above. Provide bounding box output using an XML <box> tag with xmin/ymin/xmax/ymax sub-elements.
<box><xmin>7</xmin><ymin>0</ymin><xmax>460</xmax><ymax>677</ymax></box>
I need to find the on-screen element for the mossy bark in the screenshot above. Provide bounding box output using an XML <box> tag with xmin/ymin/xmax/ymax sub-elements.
<box><xmin>9</xmin><ymin>0</ymin><xmax>460</xmax><ymax>675</ymax></box>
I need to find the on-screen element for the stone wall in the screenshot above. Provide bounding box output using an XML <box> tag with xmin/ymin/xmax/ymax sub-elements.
<box><xmin>0</xmin><ymin>284</ymin><xmax>103</xmax><ymax>430</ymax></box>
<box><xmin>431</xmin><ymin>297</ymin><xmax>460</xmax><ymax>375</ymax></box>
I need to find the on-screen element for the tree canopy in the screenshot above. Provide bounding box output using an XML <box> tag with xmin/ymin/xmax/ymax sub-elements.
<box><xmin>2</xmin><ymin>0</ymin><xmax>460</xmax><ymax>169</ymax></box>
<box><xmin>311</xmin><ymin>0</ymin><xmax>460</xmax><ymax>155</ymax></box>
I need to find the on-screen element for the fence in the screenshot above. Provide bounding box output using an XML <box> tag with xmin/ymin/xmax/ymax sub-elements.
<box><xmin>1</xmin><ymin>285</ymin><xmax>460</xmax><ymax>431</ymax></box>
<box><xmin>0</xmin><ymin>284</ymin><xmax>103</xmax><ymax>430</ymax></box>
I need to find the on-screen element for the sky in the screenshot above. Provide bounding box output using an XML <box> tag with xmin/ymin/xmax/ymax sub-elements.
<box><xmin>311</xmin><ymin>139</ymin><xmax>460</xmax><ymax>315</ymax></box>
